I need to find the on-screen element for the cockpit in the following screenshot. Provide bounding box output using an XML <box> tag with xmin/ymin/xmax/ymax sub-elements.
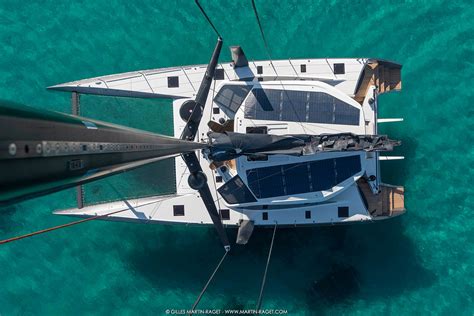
<box><xmin>211</xmin><ymin>81</ymin><xmax>367</xmax><ymax>206</ymax></box>
<box><xmin>217</xmin><ymin>154</ymin><xmax>363</xmax><ymax>205</ymax></box>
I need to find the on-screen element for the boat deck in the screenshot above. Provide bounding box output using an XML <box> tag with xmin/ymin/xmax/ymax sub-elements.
<box><xmin>357</xmin><ymin>178</ymin><xmax>405</xmax><ymax>218</ymax></box>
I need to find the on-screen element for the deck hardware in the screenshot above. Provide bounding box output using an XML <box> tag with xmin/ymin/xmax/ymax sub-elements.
<box><xmin>219</xmin><ymin>209</ymin><xmax>230</xmax><ymax>220</ymax></box>
<box><xmin>334</xmin><ymin>63</ymin><xmax>345</xmax><ymax>74</ymax></box>
<box><xmin>8</xmin><ymin>143</ymin><xmax>16</xmax><ymax>156</ymax></box>
<box><xmin>167</xmin><ymin>76</ymin><xmax>179</xmax><ymax>88</ymax></box>
<box><xmin>214</xmin><ymin>68</ymin><xmax>224</xmax><ymax>80</ymax></box>
<box><xmin>338</xmin><ymin>206</ymin><xmax>349</xmax><ymax>218</ymax></box>
<box><xmin>173</xmin><ymin>205</ymin><xmax>185</xmax><ymax>216</ymax></box>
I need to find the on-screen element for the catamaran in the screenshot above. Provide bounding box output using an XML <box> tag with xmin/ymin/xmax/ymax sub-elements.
<box><xmin>47</xmin><ymin>41</ymin><xmax>405</xmax><ymax>247</ymax></box>
<box><xmin>0</xmin><ymin>0</ymin><xmax>405</xmax><ymax>253</ymax></box>
<box><xmin>0</xmin><ymin>3</ymin><xmax>407</xmax><ymax>307</ymax></box>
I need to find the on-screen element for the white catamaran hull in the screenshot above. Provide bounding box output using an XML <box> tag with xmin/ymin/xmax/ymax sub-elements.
<box><xmin>53</xmin><ymin>57</ymin><xmax>405</xmax><ymax>227</ymax></box>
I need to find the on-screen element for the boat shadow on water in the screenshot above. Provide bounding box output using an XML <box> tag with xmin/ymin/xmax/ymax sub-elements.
<box><xmin>125</xmin><ymin>215</ymin><xmax>436</xmax><ymax>311</ymax></box>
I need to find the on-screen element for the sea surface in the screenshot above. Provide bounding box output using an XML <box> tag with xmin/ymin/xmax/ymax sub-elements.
<box><xmin>0</xmin><ymin>0</ymin><xmax>473</xmax><ymax>315</ymax></box>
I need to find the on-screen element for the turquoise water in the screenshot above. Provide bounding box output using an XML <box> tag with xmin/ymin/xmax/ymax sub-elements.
<box><xmin>1</xmin><ymin>0</ymin><xmax>473</xmax><ymax>314</ymax></box>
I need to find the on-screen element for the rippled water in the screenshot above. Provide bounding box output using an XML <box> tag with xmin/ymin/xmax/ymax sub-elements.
<box><xmin>0</xmin><ymin>0</ymin><xmax>473</xmax><ymax>315</ymax></box>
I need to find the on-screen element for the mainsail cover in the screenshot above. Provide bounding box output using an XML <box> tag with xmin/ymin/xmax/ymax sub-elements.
<box><xmin>206</xmin><ymin>132</ymin><xmax>400</xmax><ymax>161</ymax></box>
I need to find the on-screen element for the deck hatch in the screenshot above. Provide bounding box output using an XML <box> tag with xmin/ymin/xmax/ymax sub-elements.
<box><xmin>214</xmin><ymin>85</ymin><xmax>252</xmax><ymax>115</ymax></box>
<box><xmin>246</xmin><ymin>155</ymin><xmax>361</xmax><ymax>199</ymax></box>
<box><xmin>220</xmin><ymin>209</ymin><xmax>230</xmax><ymax>220</ymax></box>
<box><xmin>167</xmin><ymin>76</ymin><xmax>179</xmax><ymax>88</ymax></box>
<box><xmin>333</xmin><ymin>63</ymin><xmax>345</xmax><ymax>74</ymax></box>
<box><xmin>246</xmin><ymin>126</ymin><xmax>268</xmax><ymax>134</ymax></box>
<box><xmin>217</xmin><ymin>175</ymin><xmax>257</xmax><ymax>204</ymax></box>
<box><xmin>214</xmin><ymin>68</ymin><xmax>225</xmax><ymax>80</ymax></box>
<box><xmin>244</xmin><ymin>89</ymin><xmax>360</xmax><ymax>125</ymax></box>
<box><xmin>173</xmin><ymin>205</ymin><xmax>185</xmax><ymax>216</ymax></box>
<box><xmin>338</xmin><ymin>206</ymin><xmax>349</xmax><ymax>217</ymax></box>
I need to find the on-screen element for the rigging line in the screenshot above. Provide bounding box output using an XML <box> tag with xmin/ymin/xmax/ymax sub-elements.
<box><xmin>256</xmin><ymin>222</ymin><xmax>277</xmax><ymax>311</ymax></box>
<box><xmin>250</xmin><ymin>1</ymin><xmax>356</xmax><ymax>135</ymax></box>
<box><xmin>195</xmin><ymin>0</ymin><xmax>222</xmax><ymax>39</ymax></box>
<box><xmin>208</xmin><ymin>80</ymin><xmax>224</xmax><ymax>211</ymax></box>
<box><xmin>250</xmin><ymin>0</ymin><xmax>310</xmax><ymax>134</ymax></box>
<box><xmin>288</xmin><ymin>58</ymin><xmax>300</xmax><ymax>78</ymax></box>
<box><xmin>106</xmin><ymin>180</ymin><xmax>156</xmax><ymax>219</ymax></box>
<box><xmin>220</xmin><ymin>63</ymin><xmax>231</xmax><ymax>80</ymax></box>
<box><xmin>177</xmin><ymin>163</ymin><xmax>189</xmax><ymax>188</ymax></box>
<box><xmin>251</xmin><ymin>0</ymin><xmax>275</xmax><ymax>73</ymax></box>
<box><xmin>0</xmin><ymin>209</ymin><xmax>128</xmax><ymax>245</ymax></box>
<box><xmin>181</xmin><ymin>0</ymin><xmax>223</xmax><ymax>140</ymax></box>
<box><xmin>190</xmin><ymin>250</ymin><xmax>229</xmax><ymax>313</ymax></box>
<box><xmin>209</xmin><ymin>77</ymin><xmax>217</xmax><ymax>122</ymax></box>
<box><xmin>182</xmin><ymin>67</ymin><xmax>196</xmax><ymax>92</ymax></box>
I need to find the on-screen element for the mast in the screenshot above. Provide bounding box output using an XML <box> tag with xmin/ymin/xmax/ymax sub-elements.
<box><xmin>0</xmin><ymin>101</ymin><xmax>205</xmax><ymax>206</ymax></box>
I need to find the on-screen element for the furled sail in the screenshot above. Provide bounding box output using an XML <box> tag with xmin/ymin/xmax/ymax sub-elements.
<box><xmin>206</xmin><ymin>132</ymin><xmax>400</xmax><ymax>161</ymax></box>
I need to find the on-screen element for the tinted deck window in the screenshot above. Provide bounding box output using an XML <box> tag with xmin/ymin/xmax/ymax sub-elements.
<box><xmin>214</xmin><ymin>85</ymin><xmax>252</xmax><ymax>114</ymax></box>
<box><xmin>218</xmin><ymin>175</ymin><xmax>257</xmax><ymax>204</ymax></box>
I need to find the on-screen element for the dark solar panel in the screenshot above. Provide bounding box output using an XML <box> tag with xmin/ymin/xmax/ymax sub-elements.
<box><xmin>310</xmin><ymin>158</ymin><xmax>336</xmax><ymax>191</ymax></box>
<box><xmin>308</xmin><ymin>92</ymin><xmax>334</xmax><ymax>124</ymax></box>
<box><xmin>244</xmin><ymin>88</ymin><xmax>360</xmax><ymax>126</ymax></box>
<box><xmin>246</xmin><ymin>155</ymin><xmax>361</xmax><ymax>199</ymax></box>
<box><xmin>283</xmin><ymin>163</ymin><xmax>311</xmax><ymax>195</ymax></box>
<box><xmin>245</xmin><ymin>169</ymin><xmax>260</xmax><ymax>197</ymax></box>
<box><xmin>281</xmin><ymin>90</ymin><xmax>307</xmax><ymax>122</ymax></box>
<box><xmin>247</xmin><ymin>166</ymin><xmax>285</xmax><ymax>199</ymax></box>
<box><xmin>335</xmin><ymin>155</ymin><xmax>361</xmax><ymax>183</ymax></box>
<box><xmin>244</xmin><ymin>89</ymin><xmax>280</xmax><ymax>121</ymax></box>
<box><xmin>334</xmin><ymin>101</ymin><xmax>360</xmax><ymax>125</ymax></box>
